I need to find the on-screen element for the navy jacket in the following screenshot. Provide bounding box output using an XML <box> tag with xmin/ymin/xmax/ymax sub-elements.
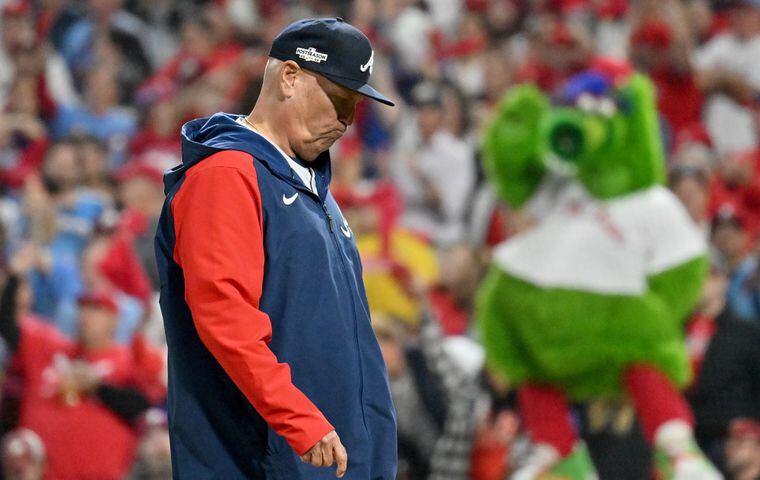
<box><xmin>155</xmin><ymin>113</ymin><xmax>397</xmax><ymax>479</ymax></box>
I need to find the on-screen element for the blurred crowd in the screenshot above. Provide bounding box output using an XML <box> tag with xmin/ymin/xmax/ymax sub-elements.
<box><xmin>0</xmin><ymin>0</ymin><xmax>759</xmax><ymax>478</ymax></box>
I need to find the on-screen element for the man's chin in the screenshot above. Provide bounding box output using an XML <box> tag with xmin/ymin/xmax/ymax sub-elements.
<box><xmin>298</xmin><ymin>138</ymin><xmax>339</xmax><ymax>161</ymax></box>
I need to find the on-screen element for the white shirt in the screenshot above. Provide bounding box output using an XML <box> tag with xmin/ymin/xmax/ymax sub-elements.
<box><xmin>495</xmin><ymin>180</ymin><xmax>706</xmax><ymax>295</ymax></box>
<box><xmin>236</xmin><ymin>117</ymin><xmax>317</xmax><ymax>193</ymax></box>
<box><xmin>694</xmin><ymin>33</ymin><xmax>760</xmax><ymax>155</ymax></box>
<box><xmin>391</xmin><ymin>122</ymin><xmax>476</xmax><ymax>245</ymax></box>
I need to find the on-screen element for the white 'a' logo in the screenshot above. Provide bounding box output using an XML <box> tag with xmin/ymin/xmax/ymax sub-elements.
<box><xmin>360</xmin><ymin>50</ymin><xmax>374</xmax><ymax>75</ymax></box>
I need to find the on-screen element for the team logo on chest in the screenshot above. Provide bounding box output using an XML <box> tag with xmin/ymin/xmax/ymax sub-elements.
<box><xmin>340</xmin><ymin>218</ymin><xmax>352</xmax><ymax>238</ymax></box>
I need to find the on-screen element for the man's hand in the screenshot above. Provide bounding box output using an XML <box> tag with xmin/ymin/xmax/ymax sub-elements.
<box><xmin>299</xmin><ymin>430</ymin><xmax>348</xmax><ymax>478</ymax></box>
<box><xmin>9</xmin><ymin>243</ymin><xmax>36</xmax><ymax>275</ymax></box>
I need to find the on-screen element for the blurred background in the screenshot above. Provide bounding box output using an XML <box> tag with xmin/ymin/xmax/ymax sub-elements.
<box><xmin>0</xmin><ymin>0</ymin><xmax>759</xmax><ymax>478</ymax></box>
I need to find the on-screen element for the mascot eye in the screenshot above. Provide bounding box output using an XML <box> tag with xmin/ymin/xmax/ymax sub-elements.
<box><xmin>576</xmin><ymin>93</ymin><xmax>596</xmax><ymax>113</ymax></box>
<box><xmin>597</xmin><ymin>97</ymin><xmax>617</xmax><ymax>117</ymax></box>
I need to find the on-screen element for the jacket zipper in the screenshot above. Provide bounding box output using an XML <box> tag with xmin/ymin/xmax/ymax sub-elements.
<box><xmin>271</xmin><ymin>170</ymin><xmax>369</xmax><ymax>434</ymax></box>
<box><xmin>322</xmin><ymin>203</ymin><xmax>334</xmax><ymax>232</ymax></box>
<box><xmin>320</xmin><ymin>199</ymin><xmax>370</xmax><ymax>437</ymax></box>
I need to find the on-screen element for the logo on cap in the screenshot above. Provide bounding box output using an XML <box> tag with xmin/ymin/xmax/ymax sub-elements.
<box><xmin>296</xmin><ymin>47</ymin><xmax>328</xmax><ymax>63</ymax></box>
<box><xmin>360</xmin><ymin>50</ymin><xmax>374</xmax><ymax>74</ymax></box>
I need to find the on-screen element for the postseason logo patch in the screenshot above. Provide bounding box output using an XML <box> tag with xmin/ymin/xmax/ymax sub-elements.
<box><xmin>296</xmin><ymin>47</ymin><xmax>328</xmax><ymax>63</ymax></box>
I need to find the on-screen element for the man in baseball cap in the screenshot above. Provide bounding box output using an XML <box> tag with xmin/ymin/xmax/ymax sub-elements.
<box><xmin>156</xmin><ymin>17</ymin><xmax>397</xmax><ymax>480</ymax></box>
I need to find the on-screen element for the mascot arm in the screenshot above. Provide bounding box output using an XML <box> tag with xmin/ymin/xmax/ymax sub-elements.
<box><xmin>475</xmin><ymin>266</ymin><xmax>530</xmax><ymax>384</ymax></box>
<box><xmin>647</xmin><ymin>256</ymin><xmax>709</xmax><ymax>324</ymax></box>
<box><xmin>644</xmin><ymin>188</ymin><xmax>709</xmax><ymax>323</ymax></box>
<box><xmin>482</xmin><ymin>85</ymin><xmax>550</xmax><ymax>209</ymax></box>
<box><xmin>617</xmin><ymin>74</ymin><xmax>667</xmax><ymax>188</ymax></box>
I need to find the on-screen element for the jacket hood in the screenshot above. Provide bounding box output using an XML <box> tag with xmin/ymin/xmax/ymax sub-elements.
<box><xmin>166</xmin><ymin>112</ymin><xmax>332</xmax><ymax>198</ymax></box>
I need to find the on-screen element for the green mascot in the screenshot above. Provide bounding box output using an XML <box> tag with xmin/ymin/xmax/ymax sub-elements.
<box><xmin>477</xmin><ymin>60</ymin><xmax>722</xmax><ymax>479</ymax></box>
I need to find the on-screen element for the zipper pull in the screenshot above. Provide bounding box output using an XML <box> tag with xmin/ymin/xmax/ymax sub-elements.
<box><xmin>322</xmin><ymin>204</ymin><xmax>334</xmax><ymax>232</ymax></box>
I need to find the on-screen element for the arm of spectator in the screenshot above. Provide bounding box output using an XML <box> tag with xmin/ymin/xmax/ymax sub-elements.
<box><xmin>0</xmin><ymin>245</ymin><xmax>37</xmax><ymax>352</ymax></box>
<box><xmin>0</xmin><ymin>275</ymin><xmax>21</xmax><ymax>352</ymax></box>
<box><xmin>0</xmin><ymin>137</ymin><xmax>49</xmax><ymax>190</ymax></box>
<box><xmin>22</xmin><ymin>176</ymin><xmax>57</xmax><ymax>245</ymax></box>
<box><xmin>695</xmin><ymin>68</ymin><xmax>759</xmax><ymax>105</ymax></box>
<box><xmin>130</xmin><ymin>333</ymin><xmax>167</xmax><ymax>404</ymax></box>
<box><xmin>406</xmin><ymin>154</ymin><xmax>444</xmax><ymax>216</ymax></box>
<box><xmin>94</xmin><ymin>384</ymin><xmax>153</xmax><ymax>424</ymax></box>
<box><xmin>172</xmin><ymin>152</ymin><xmax>334</xmax><ymax>456</ymax></box>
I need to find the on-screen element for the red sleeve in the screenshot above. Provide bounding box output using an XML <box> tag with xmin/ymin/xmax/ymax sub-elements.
<box><xmin>130</xmin><ymin>333</ymin><xmax>167</xmax><ymax>404</ymax></box>
<box><xmin>0</xmin><ymin>137</ymin><xmax>49</xmax><ymax>189</ymax></box>
<box><xmin>15</xmin><ymin>318</ymin><xmax>72</xmax><ymax>380</ymax></box>
<box><xmin>171</xmin><ymin>150</ymin><xmax>334</xmax><ymax>455</ymax></box>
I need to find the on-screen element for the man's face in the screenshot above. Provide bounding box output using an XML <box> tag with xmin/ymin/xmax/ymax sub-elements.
<box><xmin>43</xmin><ymin>144</ymin><xmax>81</xmax><ymax>192</ymax></box>
<box><xmin>672</xmin><ymin>176</ymin><xmax>708</xmax><ymax>224</ymax></box>
<box><xmin>726</xmin><ymin>435</ymin><xmax>760</xmax><ymax>479</ymax></box>
<box><xmin>120</xmin><ymin>177</ymin><xmax>163</xmax><ymax>214</ymax></box>
<box><xmin>79</xmin><ymin>142</ymin><xmax>107</xmax><ymax>180</ymax></box>
<box><xmin>378</xmin><ymin>335</ymin><xmax>405</xmax><ymax>378</ymax></box>
<box><xmin>78</xmin><ymin>305</ymin><xmax>117</xmax><ymax>348</ymax></box>
<box><xmin>85</xmin><ymin>68</ymin><xmax>119</xmax><ymax>110</ymax></box>
<box><xmin>712</xmin><ymin>223</ymin><xmax>747</xmax><ymax>260</ymax></box>
<box><xmin>288</xmin><ymin>67</ymin><xmax>362</xmax><ymax>161</ymax></box>
<box><xmin>1</xmin><ymin>15</ymin><xmax>34</xmax><ymax>53</ymax></box>
<box><xmin>415</xmin><ymin>104</ymin><xmax>443</xmax><ymax>140</ymax></box>
<box><xmin>730</xmin><ymin>5</ymin><xmax>760</xmax><ymax>40</ymax></box>
<box><xmin>439</xmin><ymin>246</ymin><xmax>482</xmax><ymax>305</ymax></box>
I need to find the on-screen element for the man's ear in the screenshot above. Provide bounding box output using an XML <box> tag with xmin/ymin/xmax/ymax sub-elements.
<box><xmin>279</xmin><ymin>60</ymin><xmax>300</xmax><ymax>99</ymax></box>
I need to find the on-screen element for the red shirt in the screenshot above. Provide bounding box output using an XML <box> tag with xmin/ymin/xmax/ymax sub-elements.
<box><xmin>427</xmin><ymin>287</ymin><xmax>471</xmax><ymax>336</ymax></box>
<box><xmin>708</xmin><ymin>152</ymin><xmax>760</xmax><ymax>242</ymax></box>
<box><xmin>650</xmin><ymin>68</ymin><xmax>703</xmax><ymax>139</ymax></box>
<box><xmin>13</xmin><ymin>319</ymin><xmax>163</xmax><ymax>480</ymax></box>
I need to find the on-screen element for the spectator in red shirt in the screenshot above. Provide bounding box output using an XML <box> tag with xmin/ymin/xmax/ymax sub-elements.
<box><xmin>114</xmin><ymin>162</ymin><xmax>166</xmax><ymax>290</ymax></box>
<box><xmin>725</xmin><ymin>419</ymin><xmax>760</xmax><ymax>480</ymax></box>
<box><xmin>135</xmin><ymin>16</ymin><xmax>243</xmax><ymax>106</ymax></box>
<box><xmin>708</xmin><ymin>149</ymin><xmax>760</xmax><ymax>242</ymax></box>
<box><xmin>427</xmin><ymin>244</ymin><xmax>486</xmax><ymax>336</ymax></box>
<box><xmin>629</xmin><ymin>19</ymin><xmax>704</xmax><ymax>140</ymax></box>
<box><xmin>1</xmin><ymin>246</ymin><xmax>164</xmax><ymax>480</ymax></box>
<box><xmin>126</xmin><ymin>99</ymin><xmax>181</xmax><ymax>172</ymax></box>
<box><xmin>0</xmin><ymin>76</ymin><xmax>50</xmax><ymax>191</ymax></box>
<box><xmin>516</xmin><ymin>20</ymin><xmax>594</xmax><ymax>93</ymax></box>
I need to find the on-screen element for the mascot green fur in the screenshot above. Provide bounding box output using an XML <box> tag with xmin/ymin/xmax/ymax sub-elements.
<box><xmin>477</xmin><ymin>62</ymin><xmax>722</xmax><ymax>480</ymax></box>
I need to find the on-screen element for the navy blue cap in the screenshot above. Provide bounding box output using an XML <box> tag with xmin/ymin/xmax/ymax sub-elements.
<box><xmin>269</xmin><ymin>17</ymin><xmax>395</xmax><ymax>107</ymax></box>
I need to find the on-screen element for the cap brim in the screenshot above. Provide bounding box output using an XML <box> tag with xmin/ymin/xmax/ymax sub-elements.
<box><xmin>320</xmin><ymin>72</ymin><xmax>395</xmax><ymax>107</ymax></box>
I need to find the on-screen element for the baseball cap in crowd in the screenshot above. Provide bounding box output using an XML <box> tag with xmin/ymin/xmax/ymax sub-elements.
<box><xmin>115</xmin><ymin>162</ymin><xmax>164</xmax><ymax>188</ymax></box>
<box><xmin>711</xmin><ymin>205</ymin><xmax>746</xmax><ymax>232</ymax></box>
<box><xmin>729</xmin><ymin>418</ymin><xmax>760</xmax><ymax>441</ymax></box>
<box><xmin>269</xmin><ymin>17</ymin><xmax>395</xmax><ymax>107</ymax></box>
<box><xmin>77</xmin><ymin>291</ymin><xmax>119</xmax><ymax>314</ymax></box>
<box><xmin>2</xmin><ymin>0</ymin><xmax>29</xmax><ymax>17</ymax></box>
<box><xmin>630</xmin><ymin>20</ymin><xmax>673</xmax><ymax>49</ymax></box>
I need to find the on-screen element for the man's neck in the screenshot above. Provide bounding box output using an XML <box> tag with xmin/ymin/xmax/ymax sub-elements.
<box><xmin>80</xmin><ymin>339</ymin><xmax>113</xmax><ymax>353</ymax></box>
<box><xmin>244</xmin><ymin>112</ymin><xmax>295</xmax><ymax>157</ymax></box>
